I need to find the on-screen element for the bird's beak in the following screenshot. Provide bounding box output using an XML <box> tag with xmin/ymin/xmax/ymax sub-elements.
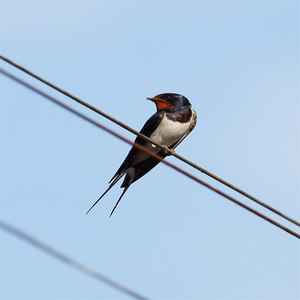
<box><xmin>146</xmin><ymin>97</ymin><xmax>160</xmax><ymax>102</ymax></box>
<box><xmin>147</xmin><ymin>97</ymin><xmax>171</xmax><ymax>110</ymax></box>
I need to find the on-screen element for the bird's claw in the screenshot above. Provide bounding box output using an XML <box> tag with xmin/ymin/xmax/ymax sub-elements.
<box><xmin>162</xmin><ymin>145</ymin><xmax>175</xmax><ymax>156</ymax></box>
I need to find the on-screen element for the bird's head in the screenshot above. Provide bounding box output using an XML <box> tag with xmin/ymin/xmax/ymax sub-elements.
<box><xmin>147</xmin><ymin>93</ymin><xmax>191</xmax><ymax>112</ymax></box>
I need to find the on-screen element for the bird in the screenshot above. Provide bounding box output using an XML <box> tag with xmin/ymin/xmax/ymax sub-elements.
<box><xmin>86</xmin><ymin>93</ymin><xmax>197</xmax><ymax>216</ymax></box>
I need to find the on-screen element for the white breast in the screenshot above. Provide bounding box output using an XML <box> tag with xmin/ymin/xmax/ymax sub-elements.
<box><xmin>150</xmin><ymin>114</ymin><xmax>191</xmax><ymax>147</ymax></box>
<box><xmin>131</xmin><ymin>112</ymin><xmax>194</xmax><ymax>165</ymax></box>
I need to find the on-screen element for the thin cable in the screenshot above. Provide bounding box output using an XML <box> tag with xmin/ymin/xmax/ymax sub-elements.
<box><xmin>1</xmin><ymin>68</ymin><xmax>299</xmax><ymax>239</ymax></box>
<box><xmin>0</xmin><ymin>220</ymin><xmax>149</xmax><ymax>300</ymax></box>
<box><xmin>1</xmin><ymin>55</ymin><xmax>298</xmax><ymax>227</ymax></box>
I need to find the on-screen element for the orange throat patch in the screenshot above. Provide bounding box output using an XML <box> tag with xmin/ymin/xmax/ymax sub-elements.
<box><xmin>154</xmin><ymin>99</ymin><xmax>171</xmax><ymax>110</ymax></box>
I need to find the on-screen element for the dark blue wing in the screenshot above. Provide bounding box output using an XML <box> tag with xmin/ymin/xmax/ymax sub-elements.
<box><xmin>109</xmin><ymin>111</ymin><xmax>164</xmax><ymax>183</ymax></box>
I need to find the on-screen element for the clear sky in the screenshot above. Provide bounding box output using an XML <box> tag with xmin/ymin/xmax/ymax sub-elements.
<box><xmin>0</xmin><ymin>0</ymin><xmax>299</xmax><ymax>299</ymax></box>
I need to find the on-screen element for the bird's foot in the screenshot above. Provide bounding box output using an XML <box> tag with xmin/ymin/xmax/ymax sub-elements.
<box><xmin>162</xmin><ymin>145</ymin><xmax>175</xmax><ymax>156</ymax></box>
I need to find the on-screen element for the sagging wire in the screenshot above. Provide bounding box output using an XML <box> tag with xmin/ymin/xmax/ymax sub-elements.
<box><xmin>0</xmin><ymin>220</ymin><xmax>149</xmax><ymax>300</ymax></box>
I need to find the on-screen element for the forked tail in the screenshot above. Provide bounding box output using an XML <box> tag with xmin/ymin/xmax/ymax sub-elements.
<box><xmin>85</xmin><ymin>173</ymin><xmax>124</xmax><ymax>215</ymax></box>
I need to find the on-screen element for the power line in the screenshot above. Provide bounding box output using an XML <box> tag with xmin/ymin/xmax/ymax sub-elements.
<box><xmin>1</xmin><ymin>55</ymin><xmax>298</xmax><ymax>228</ymax></box>
<box><xmin>0</xmin><ymin>220</ymin><xmax>149</xmax><ymax>300</ymax></box>
<box><xmin>1</xmin><ymin>68</ymin><xmax>299</xmax><ymax>239</ymax></box>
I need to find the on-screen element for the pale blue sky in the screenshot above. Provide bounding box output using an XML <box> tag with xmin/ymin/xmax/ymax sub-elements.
<box><xmin>1</xmin><ymin>1</ymin><xmax>299</xmax><ymax>299</ymax></box>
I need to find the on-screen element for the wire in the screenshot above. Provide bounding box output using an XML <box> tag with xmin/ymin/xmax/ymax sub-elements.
<box><xmin>1</xmin><ymin>68</ymin><xmax>299</xmax><ymax>239</ymax></box>
<box><xmin>1</xmin><ymin>55</ymin><xmax>298</xmax><ymax>228</ymax></box>
<box><xmin>0</xmin><ymin>220</ymin><xmax>149</xmax><ymax>300</ymax></box>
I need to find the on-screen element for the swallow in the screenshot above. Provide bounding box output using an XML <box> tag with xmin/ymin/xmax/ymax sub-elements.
<box><xmin>86</xmin><ymin>93</ymin><xmax>197</xmax><ymax>216</ymax></box>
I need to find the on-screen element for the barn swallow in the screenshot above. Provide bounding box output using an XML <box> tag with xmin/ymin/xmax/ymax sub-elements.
<box><xmin>86</xmin><ymin>93</ymin><xmax>197</xmax><ymax>216</ymax></box>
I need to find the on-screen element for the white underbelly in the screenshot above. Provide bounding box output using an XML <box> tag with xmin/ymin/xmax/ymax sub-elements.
<box><xmin>150</xmin><ymin>117</ymin><xmax>190</xmax><ymax>147</ymax></box>
<box><xmin>132</xmin><ymin>115</ymin><xmax>192</xmax><ymax>165</ymax></box>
